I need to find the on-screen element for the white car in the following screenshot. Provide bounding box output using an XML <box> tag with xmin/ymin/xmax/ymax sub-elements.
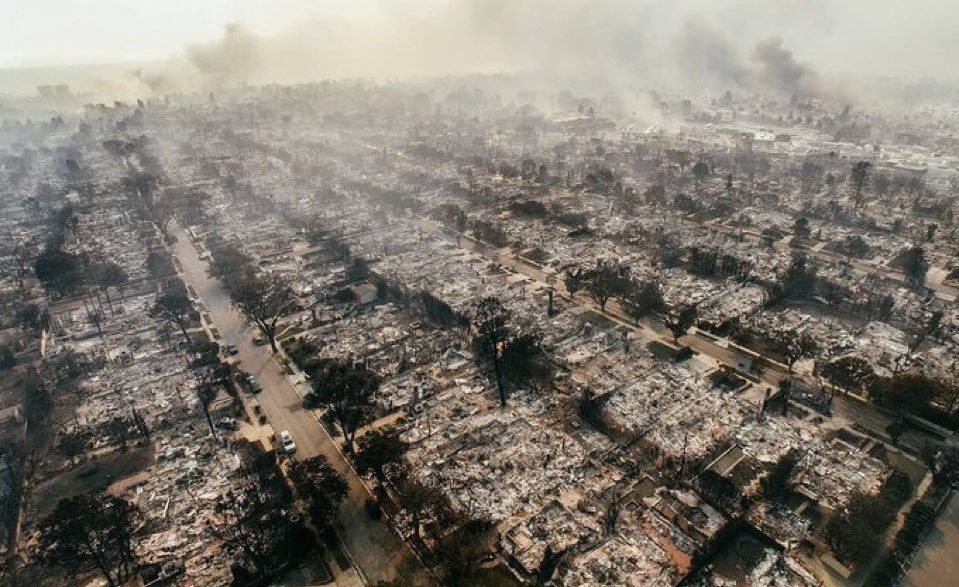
<box><xmin>279</xmin><ymin>430</ymin><xmax>297</xmax><ymax>454</ymax></box>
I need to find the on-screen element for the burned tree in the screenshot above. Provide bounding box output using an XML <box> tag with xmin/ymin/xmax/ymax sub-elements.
<box><xmin>472</xmin><ymin>296</ymin><xmax>510</xmax><ymax>406</ymax></box>
<box><xmin>566</xmin><ymin>261</ymin><xmax>630</xmax><ymax>311</ymax></box>
<box><xmin>691</xmin><ymin>161</ymin><xmax>710</xmax><ymax>191</ymax></box>
<box><xmin>665</xmin><ymin>304</ymin><xmax>698</xmax><ymax>343</ymax></box>
<box><xmin>900</xmin><ymin>245</ymin><xmax>928</xmax><ymax>289</ymax></box>
<box><xmin>207</xmin><ymin>479</ymin><xmax>289</xmax><ymax>579</ymax></box>
<box><xmin>92</xmin><ymin>260</ymin><xmax>128</xmax><ymax>315</ymax></box>
<box><xmin>849</xmin><ymin>161</ymin><xmax>872</xmax><ymax>208</ymax></box>
<box><xmin>288</xmin><ymin>456</ymin><xmax>348</xmax><ymax>530</ymax></box>
<box><xmin>208</xmin><ymin>244</ymin><xmax>253</xmax><ymax>280</ymax></box>
<box><xmin>776</xmin><ymin>331</ymin><xmax>817</xmax><ymax>372</ymax></box>
<box><xmin>305</xmin><ymin>359</ymin><xmax>377</xmax><ymax>453</ymax></box>
<box><xmin>37</xmin><ymin>494</ymin><xmax>140</xmax><ymax>587</ymax></box>
<box><xmin>151</xmin><ymin>287</ymin><xmax>195</xmax><ymax>345</ymax></box>
<box><xmin>621</xmin><ymin>279</ymin><xmax>665</xmax><ymax>322</ymax></box>
<box><xmin>228</xmin><ymin>272</ymin><xmax>296</xmax><ymax>353</ymax></box>
<box><xmin>499</xmin><ymin>332</ymin><xmax>555</xmax><ymax>391</ymax></box>
<box><xmin>356</xmin><ymin>430</ymin><xmax>406</xmax><ymax>482</ymax></box>
<box><xmin>397</xmin><ymin>478</ymin><xmax>447</xmax><ymax>539</ymax></box>
<box><xmin>196</xmin><ymin>379</ymin><xmax>218</xmax><ymax>437</ymax></box>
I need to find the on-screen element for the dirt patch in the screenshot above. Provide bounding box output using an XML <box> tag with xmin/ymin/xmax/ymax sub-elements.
<box><xmin>30</xmin><ymin>444</ymin><xmax>154</xmax><ymax>518</ymax></box>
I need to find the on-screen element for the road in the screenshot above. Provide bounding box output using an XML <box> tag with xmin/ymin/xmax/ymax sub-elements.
<box><xmin>905</xmin><ymin>491</ymin><xmax>959</xmax><ymax>587</ymax></box>
<box><xmin>170</xmin><ymin>223</ymin><xmax>422</xmax><ymax>585</ymax></box>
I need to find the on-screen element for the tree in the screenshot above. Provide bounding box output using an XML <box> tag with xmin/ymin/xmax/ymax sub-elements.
<box><xmin>799</xmin><ymin>160</ymin><xmax>823</xmax><ymax>193</ymax></box>
<box><xmin>687</xmin><ymin>246</ymin><xmax>719</xmax><ymax>276</ymax></box>
<box><xmin>920</xmin><ymin>442</ymin><xmax>959</xmax><ymax>487</ymax></box>
<box><xmin>777</xmin><ymin>377</ymin><xmax>793</xmax><ymax>416</ymax></box>
<box><xmin>346</xmin><ymin>257</ymin><xmax>369</xmax><ymax>282</ymax></box>
<box><xmin>667</xmin><ymin>149</ymin><xmax>690</xmax><ymax>171</ymax></box>
<box><xmin>873</xmin><ymin>172</ymin><xmax>891</xmax><ymax>201</ymax></box>
<box><xmin>926</xmin><ymin>310</ymin><xmax>944</xmax><ymax>340</ymax></box>
<box><xmin>849</xmin><ymin>161</ymin><xmax>872</xmax><ymax>208</ymax></box>
<box><xmin>16</xmin><ymin>303</ymin><xmax>44</xmax><ymax>332</ymax></box>
<box><xmin>87</xmin><ymin>308</ymin><xmax>104</xmax><ymax>339</ymax></box>
<box><xmin>197</xmin><ymin>380</ymin><xmax>218</xmax><ymax>437</ymax></box>
<box><xmin>691</xmin><ymin>161</ymin><xmax>709</xmax><ymax>191</ymax></box>
<box><xmin>792</xmin><ymin>217</ymin><xmax>811</xmax><ymax>242</ymax></box>
<box><xmin>228</xmin><ymin>272</ymin><xmax>296</xmax><ymax>353</ymax></box>
<box><xmin>521</xmin><ymin>158</ymin><xmax>537</xmax><ymax>181</ymax></box>
<box><xmin>123</xmin><ymin>171</ymin><xmax>172</xmax><ymax>236</ymax></box>
<box><xmin>146</xmin><ymin>249</ymin><xmax>176</xmax><ymax>281</ymax></box>
<box><xmin>397</xmin><ymin>479</ymin><xmax>446</xmax><ymax>538</ymax></box>
<box><xmin>0</xmin><ymin>345</ymin><xmax>15</xmax><ymax>371</ymax></box>
<box><xmin>777</xmin><ymin>331</ymin><xmax>817</xmax><ymax>372</ymax></box>
<box><xmin>782</xmin><ymin>254</ymin><xmax>817</xmax><ymax>299</ymax></box>
<box><xmin>355</xmin><ymin>431</ymin><xmax>406</xmax><ymax>482</ymax></box>
<box><xmin>644</xmin><ymin>184</ymin><xmax>666</xmax><ymax>205</ymax></box>
<box><xmin>93</xmin><ymin>261</ymin><xmax>128</xmax><ymax>314</ymax></box>
<box><xmin>472</xmin><ymin>296</ymin><xmax>510</xmax><ymax>407</ymax></box>
<box><xmin>665</xmin><ymin>304</ymin><xmax>697</xmax><ymax>343</ymax></box>
<box><xmin>207</xmin><ymin>478</ymin><xmax>289</xmax><ymax>579</ymax></box>
<box><xmin>570</xmin><ymin>262</ymin><xmax>630</xmax><ymax>311</ymax></box>
<box><xmin>824</xmin><ymin>493</ymin><xmax>884</xmax><ymax>564</ymax></box>
<box><xmin>12</xmin><ymin>245</ymin><xmax>31</xmax><ymax>289</ymax></box>
<box><xmin>842</xmin><ymin>235</ymin><xmax>870</xmax><ymax>259</ymax></box>
<box><xmin>499</xmin><ymin>332</ymin><xmax>554</xmax><ymax>390</ymax></box>
<box><xmin>433</xmin><ymin>203</ymin><xmax>468</xmax><ymax>233</ymax></box>
<box><xmin>762</xmin><ymin>450</ymin><xmax>799</xmax><ymax>501</ymax></box>
<box><xmin>37</xmin><ymin>494</ymin><xmax>140</xmax><ymax>587</ymax></box>
<box><xmin>621</xmin><ymin>279</ymin><xmax>665</xmax><ymax>322</ymax></box>
<box><xmin>151</xmin><ymin>289</ymin><xmax>194</xmax><ymax>344</ymax></box>
<box><xmin>563</xmin><ymin>269</ymin><xmax>584</xmax><ymax>296</ymax></box>
<box><xmin>103</xmin><ymin>416</ymin><xmax>131</xmax><ymax>450</ymax></box>
<box><xmin>288</xmin><ymin>456</ymin><xmax>348</xmax><ymax>530</ymax></box>
<box><xmin>875</xmin><ymin>373</ymin><xmax>939</xmax><ymax>417</ymax></box>
<box><xmin>821</xmin><ymin>356</ymin><xmax>876</xmax><ymax>392</ymax></box>
<box><xmin>208</xmin><ymin>244</ymin><xmax>252</xmax><ymax>280</ymax></box>
<box><xmin>433</xmin><ymin>520</ymin><xmax>510</xmax><ymax>587</ymax></box>
<box><xmin>307</xmin><ymin>360</ymin><xmax>377</xmax><ymax>453</ymax></box>
<box><xmin>900</xmin><ymin>245</ymin><xmax>928</xmax><ymax>289</ymax></box>
<box><xmin>34</xmin><ymin>249</ymin><xmax>84</xmax><ymax>294</ymax></box>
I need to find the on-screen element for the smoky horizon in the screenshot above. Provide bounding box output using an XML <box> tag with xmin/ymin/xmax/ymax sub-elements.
<box><xmin>1</xmin><ymin>0</ymin><xmax>958</xmax><ymax>107</ymax></box>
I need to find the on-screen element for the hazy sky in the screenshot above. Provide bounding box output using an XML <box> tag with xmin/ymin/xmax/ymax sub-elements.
<box><xmin>0</xmin><ymin>0</ymin><xmax>375</xmax><ymax>68</ymax></box>
<box><xmin>2</xmin><ymin>0</ymin><xmax>957</xmax><ymax>83</ymax></box>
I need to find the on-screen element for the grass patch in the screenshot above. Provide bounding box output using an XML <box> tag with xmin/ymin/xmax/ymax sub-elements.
<box><xmin>647</xmin><ymin>340</ymin><xmax>679</xmax><ymax>361</ymax></box>
<box><xmin>579</xmin><ymin>309</ymin><xmax>620</xmax><ymax>330</ymax></box>
<box><xmin>31</xmin><ymin>444</ymin><xmax>154</xmax><ymax>518</ymax></box>
<box><xmin>277</xmin><ymin>324</ymin><xmax>304</xmax><ymax>342</ymax></box>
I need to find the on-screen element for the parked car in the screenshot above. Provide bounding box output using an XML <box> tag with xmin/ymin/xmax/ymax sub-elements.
<box><xmin>253</xmin><ymin>336</ymin><xmax>267</xmax><ymax>346</ymax></box>
<box><xmin>245</xmin><ymin>374</ymin><xmax>262</xmax><ymax>394</ymax></box>
<box><xmin>250</xmin><ymin>398</ymin><xmax>267</xmax><ymax>425</ymax></box>
<box><xmin>279</xmin><ymin>430</ymin><xmax>296</xmax><ymax>454</ymax></box>
<box><xmin>223</xmin><ymin>344</ymin><xmax>239</xmax><ymax>356</ymax></box>
<box><xmin>215</xmin><ymin>417</ymin><xmax>238</xmax><ymax>431</ymax></box>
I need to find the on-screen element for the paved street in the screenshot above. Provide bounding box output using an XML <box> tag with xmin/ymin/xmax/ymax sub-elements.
<box><xmin>170</xmin><ymin>223</ymin><xmax>421</xmax><ymax>584</ymax></box>
<box><xmin>905</xmin><ymin>492</ymin><xmax>959</xmax><ymax>587</ymax></box>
